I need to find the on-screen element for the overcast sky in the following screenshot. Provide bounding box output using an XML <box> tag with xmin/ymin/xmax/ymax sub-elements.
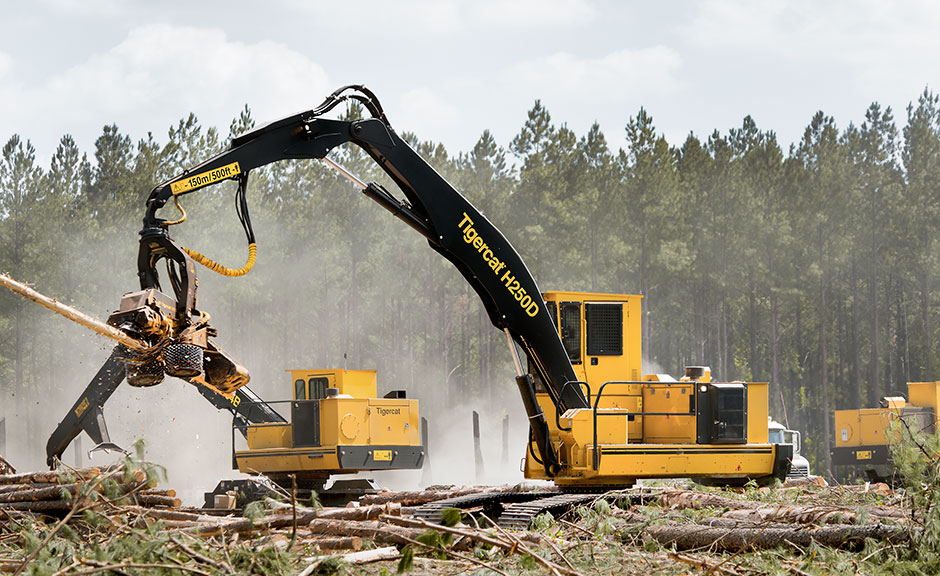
<box><xmin>2</xmin><ymin>0</ymin><xmax>938</xmax><ymax>163</ymax></box>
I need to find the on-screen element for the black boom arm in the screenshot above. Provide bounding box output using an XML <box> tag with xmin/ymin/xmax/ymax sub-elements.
<box><xmin>140</xmin><ymin>86</ymin><xmax>588</xmax><ymax>474</ymax></box>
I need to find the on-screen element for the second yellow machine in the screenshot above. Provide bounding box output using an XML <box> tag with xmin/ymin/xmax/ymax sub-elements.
<box><xmin>233</xmin><ymin>368</ymin><xmax>422</xmax><ymax>483</ymax></box>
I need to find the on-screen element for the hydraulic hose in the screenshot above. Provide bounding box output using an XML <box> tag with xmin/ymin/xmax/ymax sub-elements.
<box><xmin>182</xmin><ymin>242</ymin><xmax>257</xmax><ymax>277</ymax></box>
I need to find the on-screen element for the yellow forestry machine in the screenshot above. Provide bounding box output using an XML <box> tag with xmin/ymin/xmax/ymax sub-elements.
<box><xmin>45</xmin><ymin>86</ymin><xmax>789</xmax><ymax>511</ymax></box>
<box><xmin>832</xmin><ymin>381</ymin><xmax>940</xmax><ymax>482</ymax></box>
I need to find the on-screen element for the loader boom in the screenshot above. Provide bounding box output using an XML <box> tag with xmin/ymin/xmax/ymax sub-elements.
<box><xmin>139</xmin><ymin>86</ymin><xmax>588</xmax><ymax>473</ymax></box>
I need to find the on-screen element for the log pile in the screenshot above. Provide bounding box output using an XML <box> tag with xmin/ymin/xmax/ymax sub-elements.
<box><xmin>0</xmin><ymin>464</ymin><xmax>174</xmax><ymax>517</ymax></box>
<box><xmin>0</xmin><ymin>477</ymin><xmax>923</xmax><ymax>575</ymax></box>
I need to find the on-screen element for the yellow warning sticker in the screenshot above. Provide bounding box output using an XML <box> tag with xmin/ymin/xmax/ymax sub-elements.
<box><xmin>74</xmin><ymin>397</ymin><xmax>90</xmax><ymax>418</ymax></box>
<box><xmin>856</xmin><ymin>450</ymin><xmax>872</xmax><ymax>460</ymax></box>
<box><xmin>373</xmin><ymin>450</ymin><xmax>392</xmax><ymax>461</ymax></box>
<box><xmin>170</xmin><ymin>162</ymin><xmax>241</xmax><ymax>195</ymax></box>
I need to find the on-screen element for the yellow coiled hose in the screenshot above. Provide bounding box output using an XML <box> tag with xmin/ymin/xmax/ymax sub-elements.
<box><xmin>182</xmin><ymin>243</ymin><xmax>257</xmax><ymax>277</ymax></box>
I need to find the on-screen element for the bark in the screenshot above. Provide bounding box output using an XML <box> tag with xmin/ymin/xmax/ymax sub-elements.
<box><xmin>642</xmin><ymin>522</ymin><xmax>908</xmax><ymax>551</ymax></box>
<box><xmin>819</xmin><ymin>227</ymin><xmax>832</xmax><ymax>476</ymax></box>
<box><xmin>195</xmin><ymin>511</ymin><xmax>320</xmax><ymax>537</ymax></box>
<box><xmin>0</xmin><ymin>466</ymin><xmax>147</xmax><ymax>486</ymax></box>
<box><xmin>769</xmin><ymin>247</ymin><xmax>780</xmax><ymax>415</ymax></box>
<box><xmin>0</xmin><ymin>483</ymin><xmax>80</xmax><ymax>503</ymax></box>
<box><xmin>922</xmin><ymin>267</ymin><xmax>933</xmax><ymax>378</ymax></box>
<box><xmin>119</xmin><ymin>506</ymin><xmax>215</xmax><ymax>523</ymax></box>
<box><xmin>0</xmin><ymin>480</ymin><xmax>147</xmax><ymax>503</ymax></box>
<box><xmin>0</xmin><ymin>500</ymin><xmax>83</xmax><ymax>512</ymax></box>
<box><xmin>851</xmin><ymin>256</ymin><xmax>862</xmax><ymax>408</ymax></box>
<box><xmin>656</xmin><ymin>489</ymin><xmax>906</xmax><ymax>522</ymax></box>
<box><xmin>659</xmin><ymin>489</ymin><xmax>758</xmax><ymax>510</ymax></box>
<box><xmin>748</xmin><ymin>276</ymin><xmax>758</xmax><ymax>379</ymax></box>
<box><xmin>307</xmin><ymin>518</ymin><xmax>425</xmax><ymax>546</ymax></box>
<box><xmin>0</xmin><ymin>273</ymin><xmax>148</xmax><ymax>351</ymax></box>
<box><xmin>357</xmin><ymin>486</ymin><xmax>499</xmax><ymax>506</ymax></box>
<box><xmin>131</xmin><ymin>494</ymin><xmax>181</xmax><ymax>508</ymax></box>
<box><xmin>140</xmin><ymin>488</ymin><xmax>177</xmax><ymax>498</ymax></box>
<box><xmin>314</xmin><ymin>502</ymin><xmax>402</xmax><ymax>521</ymax></box>
<box><xmin>307</xmin><ymin>536</ymin><xmax>364</xmax><ymax>551</ymax></box>
<box><xmin>871</xmin><ymin>274</ymin><xmax>881</xmax><ymax>402</ymax></box>
<box><xmin>720</xmin><ymin>506</ymin><xmax>862</xmax><ymax>526</ymax></box>
<box><xmin>0</xmin><ymin>483</ymin><xmax>61</xmax><ymax>495</ymax></box>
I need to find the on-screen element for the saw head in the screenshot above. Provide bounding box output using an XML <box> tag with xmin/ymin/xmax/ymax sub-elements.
<box><xmin>107</xmin><ymin>288</ymin><xmax>249</xmax><ymax>394</ymax></box>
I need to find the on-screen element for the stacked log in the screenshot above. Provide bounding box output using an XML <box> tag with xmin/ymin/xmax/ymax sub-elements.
<box><xmin>0</xmin><ymin>464</ymin><xmax>175</xmax><ymax>516</ymax></box>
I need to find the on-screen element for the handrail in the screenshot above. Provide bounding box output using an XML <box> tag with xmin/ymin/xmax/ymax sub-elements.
<box><xmin>232</xmin><ymin>398</ymin><xmax>322</xmax><ymax>433</ymax></box>
<box><xmin>591</xmin><ymin>380</ymin><xmax>696</xmax><ymax>471</ymax></box>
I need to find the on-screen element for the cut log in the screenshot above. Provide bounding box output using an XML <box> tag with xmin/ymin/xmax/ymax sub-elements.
<box><xmin>340</xmin><ymin>546</ymin><xmax>400</xmax><ymax>564</ymax></box>
<box><xmin>118</xmin><ymin>506</ymin><xmax>218</xmax><ymax>523</ymax></box>
<box><xmin>140</xmin><ymin>488</ymin><xmax>177</xmax><ymax>498</ymax></box>
<box><xmin>307</xmin><ymin>536</ymin><xmax>363</xmax><ymax>551</ymax></box>
<box><xmin>357</xmin><ymin>486</ymin><xmax>499</xmax><ymax>506</ymax></box>
<box><xmin>298</xmin><ymin>546</ymin><xmax>399</xmax><ymax>576</ymax></box>
<box><xmin>720</xmin><ymin>506</ymin><xmax>866</xmax><ymax>525</ymax></box>
<box><xmin>131</xmin><ymin>494</ymin><xmax>181</xmax><ymax>508</ymax></box>
<box><xmin>643</xmin><ymin>522</ymin><xmax>910</xmax><ymax>551</ymax></box>
<box><xmin>657</xmin><ymin>489</ymin><xmax>906</xmax><ymax>523</ymax></box>
<box><xmin>308</xmin><ymin>518</ymin><xmax>426</xmax><ymax>546</ymax></box>
<box><xmin>194</xmin><ymin>511</ymin><xmax>320</xmax><ymax>537</ymax></box>
<box><xmin>0</xmin><ymin>483</ymin><xmax>79</xmax><ymax>503</ymax></box>
<box><xmin>0</xmin><ymin>483</ymin><xmax>62</xmax><ymax>495</ymax></box>
<box><xmin>0</xmin><ymin>480</ymin><xmax>152</xmax><ymax>506</ymax></box>
<box><xmin>0</xmin><ymin>467</ymin><xmax>102</xmax><ymax>486</ymax></box>
<box><xmin>314</xmin><ymin>503</ymin><xmax>402</xmax><ymax>521</ymax></box>
<box><xmin>0</xmin><ymin>465</ymin><xmax>146</xmax><ymax>487</ymax></box>
<box><xmin>659</xmin><ymin>490</ymin><xmax>759</xmax><ymax>511</ymax></box>
<box><xmin>0</xmin><ymin>500</ymin><xmax>87</xmax><ymax>512</ymax></box>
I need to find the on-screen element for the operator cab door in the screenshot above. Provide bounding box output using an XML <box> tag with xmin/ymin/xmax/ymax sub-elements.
<box><xmin>292</xmin><ymin>375</ymin><xmax>335</xmax><ymax>447</ymax></box>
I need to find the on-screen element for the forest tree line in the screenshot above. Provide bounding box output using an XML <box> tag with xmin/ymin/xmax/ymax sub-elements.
<box><xmin>3</xmin><ymin>90</ymin><xmax>940</xmax><ymax>476</ymax></box>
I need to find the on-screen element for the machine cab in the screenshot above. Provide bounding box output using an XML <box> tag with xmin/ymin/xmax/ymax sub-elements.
<box><xmin>529</xmin><ymin>292</ymin><xmax>646</xmax><ymax>442</ymax></box>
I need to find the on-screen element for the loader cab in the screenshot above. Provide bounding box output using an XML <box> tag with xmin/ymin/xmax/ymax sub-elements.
<box><xmin>294</xmin><ymin>375</ymin><xmax>330</xmax><ymax>401</ymax></box>
<box><xmin>290</xmin><ymin>369</ymin><xmax>377</xmax><ymax>401</ymax></box>
<box><xmin>529</xmin><ymin>292</ymin><xmax>645</xmax><ymax>450</ymax></box>
<box><xmin>539</xmin><ymin>291</ymin><xmax>643</xmax><ymax>390</ymax></box>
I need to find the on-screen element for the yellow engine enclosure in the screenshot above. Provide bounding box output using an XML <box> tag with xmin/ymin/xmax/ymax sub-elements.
<box><xmin>234</xmin><ymin>369</ymin><xmax>423</xmax><ymax>480</ymax></box>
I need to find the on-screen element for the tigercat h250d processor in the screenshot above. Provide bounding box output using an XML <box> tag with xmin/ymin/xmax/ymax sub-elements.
<box><xmin>233</xmin><ymin>369</ymin><xmax>422</xmax><ymax>483</ymax></box>
<box><xmin>44</xmin><ymin>85</ymin><xmax>789</xmax><ymax>497</ymax></box>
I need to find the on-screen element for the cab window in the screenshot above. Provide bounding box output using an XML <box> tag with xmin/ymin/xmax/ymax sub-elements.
<box><xmin>294</xmin><ymin>379</ymin><xmax>306</xmax><ymax>400</ymax></box>
<box><xmin>308</xmin><ymin>377</ymin><xmax>329</xmax><ymax>399</ymax></box>
<box><xmin>560</xmin><ymin>302</ymin><xmax>581</xmax><ymax>364</ymax></box>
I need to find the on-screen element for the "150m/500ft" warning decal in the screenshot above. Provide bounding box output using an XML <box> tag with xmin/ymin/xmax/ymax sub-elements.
<box><xmin>170</xmin><ymin>162</ymin><xmax>242</xmax><ymax>195</ymax></box>
<box><xmin>458</xmin><ymin>213</ymin><xmax>539</xmax><ymax>318</ymax></box>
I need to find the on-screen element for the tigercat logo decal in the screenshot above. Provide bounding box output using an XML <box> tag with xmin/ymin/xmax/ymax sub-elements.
<box><xmin>458</xmin><ymin>213</ymin><xmax>539</xmax><ymax>318</ymax></box>
<box><xmin>171</xmin><ymin>162</ymin><xmax>241</xmax><ymax>195</ymax></box>
<box><xmin>377</xmin><ymin>407</ymin><xmax>401</xmax><ymax>416</ymax></box>
<box><xmin>75</xmin><ymin>397</ymin><xmax>90</xmax><ymax>418</ymax></box>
